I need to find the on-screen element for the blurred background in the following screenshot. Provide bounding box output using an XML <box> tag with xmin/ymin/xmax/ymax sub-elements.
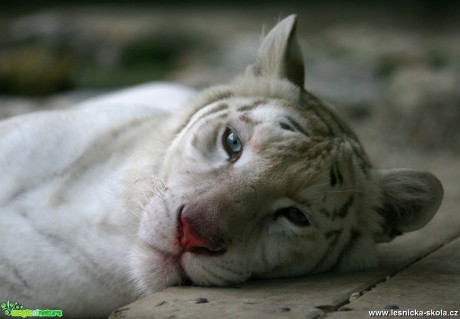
<box><xmin>0</xmin><ymin>1</ymin><xmax>459</xmax><ymax>161</ymax></box>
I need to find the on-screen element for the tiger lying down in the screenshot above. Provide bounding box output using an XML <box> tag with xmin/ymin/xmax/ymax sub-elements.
<box><xmin>0</xmin><ymin>15</ymin><xmax>443</xmax><ymax>318</ymax></box>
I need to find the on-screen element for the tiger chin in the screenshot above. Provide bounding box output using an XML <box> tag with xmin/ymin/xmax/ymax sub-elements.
<box><xmin>0</xmin><ymin>14</ymin><xmax>443</xmax><ymax>318</ymax></box>
<box><xmin>127</xmin><ymin>15</ymin><xmax>443</xmax><ymax>294</ymax></box>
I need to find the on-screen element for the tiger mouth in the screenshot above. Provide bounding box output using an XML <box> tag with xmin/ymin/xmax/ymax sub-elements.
<box><xmin>183</xmin><ymin>246</ymin><xmax>227</xmax><ymax>256</ymax></box>
<box><xmin>141</xmin><ymin>241</ymin><xmax>193</xmax><ymax>285</ymax></box>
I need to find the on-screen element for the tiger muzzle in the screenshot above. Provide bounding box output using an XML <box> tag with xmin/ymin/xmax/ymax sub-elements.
<box><xmin>176</xmin><ymin>204</ymin><xmax>227</xmax><ymax>256</ymax></box>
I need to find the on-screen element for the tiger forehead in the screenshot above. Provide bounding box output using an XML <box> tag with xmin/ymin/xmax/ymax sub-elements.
<box><xmin>230</xmin><ymin>98</ymin><xmax>309</xmax><ymax>131</ymax></box>
<box><xmin>238</xmin><ymin>114</ymin><xmax>252</xmax><ymax>123</ymax></box>
<box><xmin>227</xmin><ymin>99</ymin><xmax>343</xmax><ymax>171</ymax></box>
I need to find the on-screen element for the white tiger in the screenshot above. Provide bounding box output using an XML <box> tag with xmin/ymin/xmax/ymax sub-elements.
<box><xmin>0</xmin><ymin>15</ymin><xmax>443</xmax><ymax>318</ymax></box>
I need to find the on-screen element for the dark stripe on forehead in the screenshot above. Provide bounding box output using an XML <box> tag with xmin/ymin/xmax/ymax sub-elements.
<box><xmin>181</xmin><ymin>103</ymin><xmax>229</xmax><ymax>137</ymax></box>
<box><xmin>279</xmin><ymin>116</ymin><xmax>309</xmax><ymax>138</ymax></box>
<box><xmin>315</xmin><ymin>99</ymin><xmax>372</xmax><ymax>169</ymax></box>
<box><xmin>173</xmin><ymin>91</ymin><xmax>233</xmax><ymax>136</ymax></box>
<box><xmin>304</xmin><ymin>92</ymin><xmax>372</xmax><ymax>171</ymax></box>
<box><xmin>304</xmin><ymin>92</ymin><xmax>345</xmax><ymax>136</ymax></box>
<box><xmin>237</xmin><ymin>100</ymin><xmax>267</xmax><ymax>112</ymax></box>
<box><xmin>303</xmin><ymin>98</ymin><xmax>334</xmax><ymax>136</ymax></box>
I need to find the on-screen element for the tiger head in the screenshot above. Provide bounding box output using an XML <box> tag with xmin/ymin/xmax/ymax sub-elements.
<box><xmin>129</xmin><ymin>15</ymin><xmax>443</xmax><ymax>293</ymax></box>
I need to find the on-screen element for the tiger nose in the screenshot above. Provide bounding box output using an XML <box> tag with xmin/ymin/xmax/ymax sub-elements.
<box><xmin>177</xmin><ymin>206</ymin><xmax>226</xmax><ymax>256</ymax></box>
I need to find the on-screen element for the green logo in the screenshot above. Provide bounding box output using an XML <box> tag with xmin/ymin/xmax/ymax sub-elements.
<box><xmin>1</xmin><ymin>301</ymin><xmax>23</xmax><ymax>316</ymax></box>
<box><xmin>1</xmin><ymin>301</ymin><xmax>62</xmax><ymax>318</ymax></box>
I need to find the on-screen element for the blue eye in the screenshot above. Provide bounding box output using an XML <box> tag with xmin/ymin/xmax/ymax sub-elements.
<box><xmin>276</xmin><ymin>207</ymin><xmax>310</xmax><ymax>227</ymax></box>
<box><xmin>223</xmin><ymin>128</ymin><xmax>242</xmax><ymax>159</ymax></box>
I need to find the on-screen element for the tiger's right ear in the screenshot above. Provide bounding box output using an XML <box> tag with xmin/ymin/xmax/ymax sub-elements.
<box><xmin>245</xmin><ymin>14</ymin><xmax>305</xmax><ymax>88</ymax></box>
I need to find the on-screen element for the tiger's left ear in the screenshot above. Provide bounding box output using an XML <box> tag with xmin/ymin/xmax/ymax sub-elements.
<box><xmin>246</xmin><ymin>14</ymin><xmax>305</xmax><ymax>88</ymax></box>
<box><xmin>374</xmin><ymin>169</ymin><xmax>444</xmax><ymax>243</ymax></box>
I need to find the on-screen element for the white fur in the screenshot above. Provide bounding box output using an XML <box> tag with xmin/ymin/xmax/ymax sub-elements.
<box><xmin>0</xmin><ymin>83</ymin><xmax>196</xmax><ymax>317</ymax></box>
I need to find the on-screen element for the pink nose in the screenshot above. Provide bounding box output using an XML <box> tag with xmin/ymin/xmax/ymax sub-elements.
<box><xmin>180</xmin><ymin>215</ymin><xmax>208</xmax><ymax>251</ymax></box>
<box><xmin>177</xmin><ymin>212</ymin><xmax>226</xmax><ymax>256</ymax></box>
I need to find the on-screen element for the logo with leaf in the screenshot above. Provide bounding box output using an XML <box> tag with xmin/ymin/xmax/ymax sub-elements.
<box><xmin>1</xmin><ymin>300</ymin><xmax>23</xmax><ymax>316</ymax></box>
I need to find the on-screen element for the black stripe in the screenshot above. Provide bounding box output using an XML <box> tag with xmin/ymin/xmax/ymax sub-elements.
<box><xmin>173</xmin><ymin>90</ymin><xmax>233</xmax><ymax>135</ymax></box>
<box><xmin>330</xmin><ymin>167</ymin><xmax>337</xmax><ymax>187</ymax></box>
<box><xmin>350</xmin><ymin>229</ymin><xmax>361</xmax><ymax>240</ymax></box>
<box><xmin>311</xmin><ymin>229</ymin><xmax>342</xmax><ymax>272</ymax></box>
<box><xmin>303</xmin><ymin>95</ymin><xmax>335</xmax><ymax>136</ymax></box>
<box><xmin>315</xmin><ymin>98</ymin><xmax>353</xmax><ymax>137</ymax></box>
<box><xmin>331</xmin><ymin>195</ymin><xmax>354</xmax><ymax>221</ymax></box>
<box><xmin>186</xmin><ymin>103</ymin><xmax>229</xmax><ymax>132</ymax></box>
<box><xmin>279</xmin><ymin>115</ymin><xmax>309</xmax><ymax>138</ymax></box>
<box><xmin>325</xmin><ymin>229</ymin><xmax>341</xmax><ymax>239</ymax></box>
<box><xmin>336</xmin><ymin>165</ymin><xmax>344</xmax><ymax>185</ymax></box>
<box><xmin>337</xmin><ymin>195</ymin><xmax>354</xmax><ymax>218</ymax></box>
<box><xmin>191</xmin><ymin>113</ymin><xmax>228</xmax><ymax>150</ymax></box>
<box><xmin>237</xmin><ymin>100</ymin><xmax>266</xmax><ymax>112</ymax></box>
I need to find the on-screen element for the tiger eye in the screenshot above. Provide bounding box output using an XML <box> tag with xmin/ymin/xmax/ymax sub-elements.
<box><xmin>223</xmin><ymin>128</ymin><xmax>243</xmax><ymax>159</ymax></box>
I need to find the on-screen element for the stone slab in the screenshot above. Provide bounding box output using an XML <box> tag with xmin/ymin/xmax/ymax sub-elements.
<box><xmin>329</xmin><ymin>236</ymin><xmax>460</xmax><ymax>318</ymax></box>
<box><xmin>108</xmin><ymin>271</ymin><xmax>381</xmax><ymax>319</ymax></box>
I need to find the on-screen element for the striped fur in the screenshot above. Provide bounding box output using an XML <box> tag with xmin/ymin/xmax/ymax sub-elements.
<box><xmin>0</xmin><ymin>16</ymin><xmax>443</xmax><ymax>318</ymax></box>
